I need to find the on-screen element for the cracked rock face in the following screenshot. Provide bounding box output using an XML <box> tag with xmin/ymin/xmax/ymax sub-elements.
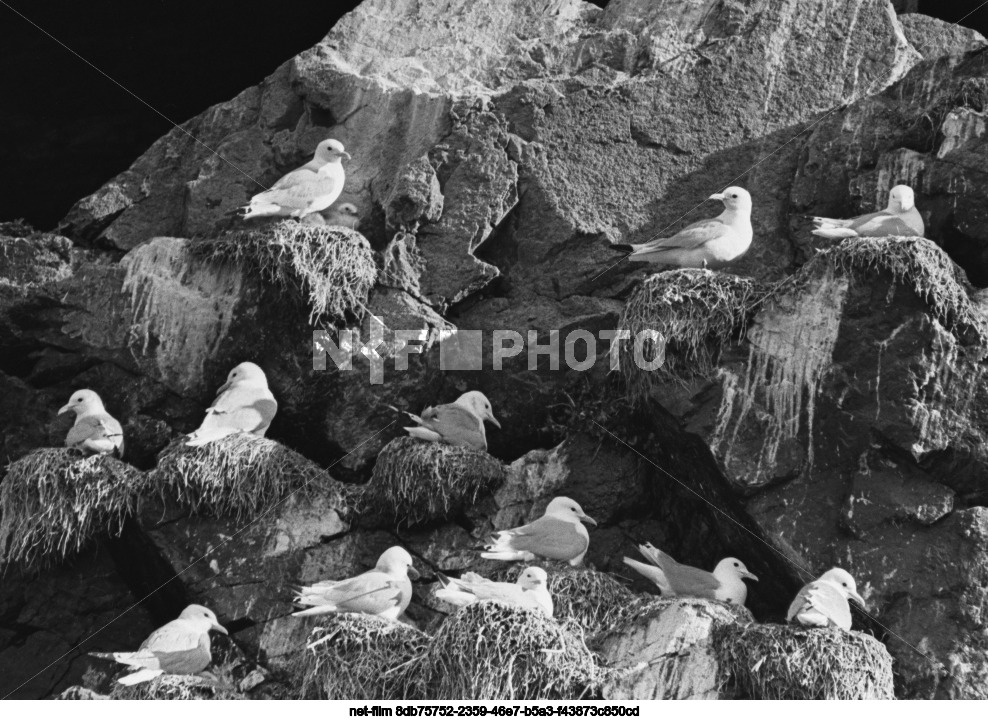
<box><xmin>3</xmin><ymin>0</ymin><xmax>988</xmax><ymax>700</ymax></box>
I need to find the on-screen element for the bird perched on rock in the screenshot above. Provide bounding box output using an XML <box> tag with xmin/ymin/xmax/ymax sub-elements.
<box><xmin>787</xmin><ymin>568</ymin><xmax>865</xmax><ymax>631</ymax></box>
<box><xmin>810</xmin><ymin>185</ymin><xmax>924</xmax><ymax>239</ymax></box>
<box><xmin>58</xmin><ymin>389</ymin><xmax>124</xmax><ymax>456</ymax></box>
<box><xmin>482</xmin><ymin>497</ymin><xmax>597</xmax><ymax>567</ymax></box>
<box><xmin>239</xmin><ymin>138</ymin><xmax>351</xmax><ymax>220</ymax></box>
<box><xmin>623</xmin><ymin>543</ymin><xmax>758</xmax><ymax>605</ymax></box>
<box><xmin>293</xmin><ymin>546</ymin><xmax>419</xmax><ymax>620</ymax></box>
<box><xmin>89</xmin><ymin>604</ymin><xmax>227</xmax><ymax>686</ymax></box>
<box><xmin>185</xmin><ymin>362</ymin><xmax>278</xmax><ymax>447</ymax></box>
<box><xmin>394</xmin><ymin>391</ymin><xmax>500</xmax><ymax>452</ymax></box>
<box><xmin>610</xmin><ymin>187</ymin><xmax>753</xmax><ymax>268</ymax></box>
<box><xmin>435</xmin><ymin>567</ymin><xmax>553</xmax><ymax>617</ymax></box>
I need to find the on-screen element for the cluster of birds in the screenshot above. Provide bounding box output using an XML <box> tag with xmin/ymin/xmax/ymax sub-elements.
<box><xmin>77</xmin><ymin>139</ymin><xmax>904</xmax><ymax>687</ymax></box>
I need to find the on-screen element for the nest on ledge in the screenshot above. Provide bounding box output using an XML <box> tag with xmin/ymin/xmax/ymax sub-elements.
<box><xmin>0</xmin><ymin>448</ymin><xmax>144</xmax><ymax>568</ymax></box>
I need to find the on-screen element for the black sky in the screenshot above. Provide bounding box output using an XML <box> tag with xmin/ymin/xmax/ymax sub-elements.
<box><xmin>0</xmin><ymin>0</ymin><xmax>985</xmax><ymax>229</ymax></box>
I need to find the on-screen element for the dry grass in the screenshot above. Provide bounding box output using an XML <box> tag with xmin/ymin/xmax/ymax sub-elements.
<box><xmin>191</xmin><ymin>221</ymin><xmax>378</xmax><ymax>326</ymax></box>
<box><xmin>293</xmin><ymin>615</ymin><xmax>429</xmax><ymax>700</ymax></box>
<box><xmin>0</xmin><ymin>449</ymin><xmax>145</xmax><ymax>568</ymax></box>
<box><xmin>364</xmin><ymin>437</ymin><xmax>506</xmax><ymax>527</ymax></box>
<box><xmin>422</xmin><ymin>601</ymin><xmax>599</xmax><ymax>700</ymax></box>
<box><xmin>618</xmin><ymin>269</ymin><xmax>759</xmax><ymax>401</ymax></box>
<box><xmin>108</xmin><ymin>672</ymin><xmax>243</xmax><ymax>700</ymax></box>
<box><xmin>715</xmin><ymin>623</ymin><xmax>895</xmax><ymax>699</ymax></box>
<box><xmin>150</xmin><ymin>433</ymin><xmax>349</xmax><ymax>521</ymax></box>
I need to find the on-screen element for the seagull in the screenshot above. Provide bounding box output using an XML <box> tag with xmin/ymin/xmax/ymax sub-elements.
<box><xmin>481</xmin><ymin>497</ymin><xmax>597</xmax><ymax>566</ymax></box>
<box><xmin>787</xmin><ymin>568</ymin><xmax>866</xmax><ymax>631</ymax></box>
<box><xmin>89</xmin><ymin>605</ymin><xmax>227</xmax><ymax>686</ymax></box>
<box><xmin>623</xmin><ymin>543</ymin><xmax>758</xmax><ymax>605</ymax></box>
<box><xmin>58</xmin><ymin>389</ymin><xmax>124</xmax><ymax>456</ymax></box>
<box><xmin>394</xmin><ymin>391</ymin><xmax>500</xmax><ymax>452</ymax></box>
<box><xmin>240</xmin><ymin>139</ymin><xmax>350</xmax><ymax>220</ymax></box>
<box><xmin>435</xmin><ymin>567</ymin><xmax>554</xmax><ymax>617</ymax></box>
<box><xmin>185</xmin><ymin>362</ymin><xmax>278</xmax><ymax>447</ymax></box>
<box><xmin>610</xmin><ymin>187</ymin><xmax>753</xmax><ymax>268</ymax></box>
<box><xmin>811</xmin><ymin>185</ymin><xmax>924</xmax><ymax>239</ymax></box>
<box><xmin>293</xmin><ymin>546</ymin><xmax>419</xmax><ymax>620</ymax></box>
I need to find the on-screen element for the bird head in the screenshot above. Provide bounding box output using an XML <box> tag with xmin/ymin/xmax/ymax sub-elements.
<box><xmin>716</xmin><ymin>557</ymin><xmax>759</xmax><ymax>582</ymax></box>
<box><xmin>545</xmin><ymin>496</ymin><xmax>597</xmax><ymax>526</ymax></box>
<box><xmin>58</xmin><ymin>389</ymin><xmax>106</xmax><ymax>417</ymax></box>
<box><xmin>709</xmin><ymin>186</ymin><xmax>752</xmax><ymax>213</ymax></box>
<box><xmin>887</xmin><ymin>185</ymin><xmax>915</xmax><ymax>213</ymax></box>
<box><xmin>335</xmin><ymin>202</ymin><xmax>359</xmax><ymax>217</ymax></box>
<box><xmin>819</xmin><ymin>567</ymin><xmax>865</xmax><ymax>607</ymax></box>
<box><xmin>456</xmin><ymin>390</ymin><xmax>500</xmax><ymax>428</ymax></box>
<box><xmin>377</xmin><ymin>546</ymin><xmax>420</xmax><ymax>580</ymax></box>
<box><xmin>315</xmin><ymin>138</ymin><xmax>351</xmax><ymax>162</ymax></box>
<box><xmin>179</xmin><ymin>604</ymin><xmax>228</xmax><ymax>635</ymax></box>
<box><xmin>216</xmin><ymin>362</ymin><xmax>268</xmax><ymax>394</ymax></box>
<box><xmin>517</xmin><ymin>567</ymin><xmax>549</xmax><ymax>590</ymax></box>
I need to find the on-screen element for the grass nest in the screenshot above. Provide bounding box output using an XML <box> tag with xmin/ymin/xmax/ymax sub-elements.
<box><xmin>617</xmin><ymin>269</ymin><xmax>760</xmax><ymax>400</ymax></box>
<box><xmin>0</xmin><ymin>448</ymin><xmax>145</xmax><ymax>568</ymax></box>
<box><xmin>109</xmin><ymin>673</ymin><xmax>244</xmax><ymax>700</ymax></box>
<box><xmin>293</xmin><ymin>614</ymin><xmax>430</xmax><ymax>700</ymax></box>
<box><xmin>364</xmin><ymin>437</ymin><xmax>506</xmax><ymax>528</ymax></box>
<box><xmin>715</xmin><ymin>623</ymin><xmax>894</xmax><ymax>700</ymax></box>
<box><xmin>149</xmin><ymin>433</ymin><xmax>348</xmax><ymax>521</ymax></box>
<box><xmin>422</xmin><ymin>601</ymin><xmax>600</xmax><ymax>700</ymax></box>
<box><xmin>191</xmin><ymin>221</ymin><xmax>378</xmax><ymax>326</ymax></box>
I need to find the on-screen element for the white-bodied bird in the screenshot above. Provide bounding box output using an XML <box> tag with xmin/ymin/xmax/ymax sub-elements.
<box><xmin>611</xmin><ymin>187</ymin><xmax>753</xmax><ymax>268</ymax></box>
<box><xmin>811</xmin><ymin>185</ymin><xmax>924</xmax><ymax>239</ymax></box>
<box><xmin>624</xmin><ymin>543</ymin><xmax>758</xmax><ymax>605</ymax></box>
<box><xmin>89</xmin><ymin>604</ymin><xmax>227</xmax><ymax>686</ymax></box>
<box><xmin>481</xmin><ymin>497</ymin><xmax>597</xmax><ymax>567</ymax></box>
<box><xmin>293</xmin><ymin>546</ymin><xmax>419</xmax><ymax>620</ymax></box>
<box><xmin>240</xmin><ymin>139</ymin><xmax>351</xmax><ymax>220</ymax></box>
<box><xmin>58</xmin><ymin>389</ymin><xmax>124</xmax><ymax>456</ymax></box>
<box><xmin>394</xmin><ymin>391</ymin><xmax>500</xmax><ymax>452</ymax></box>
<box><xmin>324</xmin><ymin>202</ymin><xmax>361</xmax><ymax>229</ymax></box>
<box><xmin>435</xmin><ymin>567</ymin><xmax>554</xmax><ymax>617</ymax></box>
<box><xmin>185</xmin><ymin>362</ymin><xmax>278</xmax><ymax>447</ymax></box>
<box><xmin>787</xmin><ymin>567</ymin><xmax>865</xmax><ymax>631</ymax></box>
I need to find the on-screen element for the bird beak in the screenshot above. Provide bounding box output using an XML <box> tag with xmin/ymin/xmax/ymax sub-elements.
<box><xmin>407</xmin><ymin>566</ymin><xmax>421</xmax><ymax>580</ymax></box>
<box><xmin>709</xmin><ymin>193</ymin><xmax>726</xmax><ymax>201</ymax></box>
<box><xmin>742</xmin><ymin>571</ymin><xmax>759</xmax><ymax>582</ymax></box>
<box><xmin>488</xmin><ymin>414</ymin><xmax>501</xmax><ymax>429</ymax></box>
<box><xmin>57</xmin><ymin>403</ymin><xmax>72</xmax><ymax>415</ymax></box>
<box><xmin>849</xmin><ymin>590</ymin><xmax>866</xmax><ymax>608</ymax></box>
<box><xmin>212</xmin><ymin>622</ymin><xmax>229</xmax><ymax>635</ymax></box>
<box><xmin>215</xmin><ymin>379</ymin><xmax>232</xmax><ymax>395</ymax></box>
<box><xmin>341</xmin><ymin>151</ymin><xmax>352</xmax><ymax>161</ymax></box>
<box><xmin>580</xmin><ymin>513</ymin><xmax>597</xmax><ymax>527</ymax></box>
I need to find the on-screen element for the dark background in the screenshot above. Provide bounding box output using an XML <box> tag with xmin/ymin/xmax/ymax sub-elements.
<box><xmin>0</xmin><ymin>0</ymin><xmax>985</xmax><ymax>229</ymax></box>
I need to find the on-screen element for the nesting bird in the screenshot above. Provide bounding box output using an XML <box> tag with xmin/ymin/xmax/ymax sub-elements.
<box><xmin>435</xmin><ymin>567</ymin><xmax>554</xmax><ymax>617</ymax></box>
<box><xmin>811</xmin><ymin>185</ymin><xmax>924</xmax><ymax>239</ymax></box>
<box><xmin>58</xmin><ymin>389</ymin><xmax>124</xmax><ymax>456</ymax></box>
<box><xmin>610</xmin><ymin>187</ymin><xmax>753</xmax><ymax>268</ymax></box>
<box><xmin>481</xmin><ymin>496</ymin><xmax>597</xmax><ymax>567</ymax></box>
<box><xmin>787</xmin><ymin>568</ymin><xmax>865</xmax><ymax>632</ymax></box>
<box><xmin>185</xmin><ymin>362</ymin><xmax>278</xmax><ymax>447</ymax></box>
<box><xmin>239</xmin><ymin>138</ymin><xmax>351</xmax><ymax>220</ymax></box>
<box><xmin>89</xmin><ymin>604</ymin><xmax>227</xmax><ymax>686</ymax></box>
<box><xmin>623</xmin><ymin>543</ymin><xmax>758</xmax><ymax>605</ymax></box>
<box><xmin>323</xmin><ymin>202</ymin><xmax>361</xmax><ymax>229</ymax></box>
<box><xmin>395</xmin><ymin>390</ymin><xmax>500</xmax><ymax>452</ymax></box>
<box><xmin>293</xmin><ymin>546</ymin><xmax>419</xmax><ymax>620</ymax></box>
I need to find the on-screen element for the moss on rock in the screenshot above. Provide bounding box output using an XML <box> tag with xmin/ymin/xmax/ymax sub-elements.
<box><xmin>364</xmin><ymin>437</ymin><xmax>506</xmax><ymax>528</ymax></box>
<box><xmin>715</xmin><ymin>623</ymin><xmax>895</xmax><ymax>699</ymax></box>
<box><xmin>0</xmin><ymin>448</ymin><xmax>145</xmax><ymax>568</ymax></box>
<box><xmin>191</xmin><ymin>221</ymin><xmax>378</xmax><ymax>326</ymax></box>
<box><xmin>293</xmin><ymin>615</ymin><xmax>429</xmax><ymax>700</ymax></box>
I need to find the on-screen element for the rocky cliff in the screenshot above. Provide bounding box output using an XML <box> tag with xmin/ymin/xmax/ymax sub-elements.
<box><xmin>2</xmin><ymin>0</ymin><xmax>988</xmax><ymax>700</ymax></box>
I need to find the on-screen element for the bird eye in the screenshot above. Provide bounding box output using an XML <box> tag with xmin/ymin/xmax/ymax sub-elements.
<box><xmin>734</xmin><ymin>562</ymin><xmax>740</xmax><ymax>567</ymax></box>
<box><xmin>731</xmin><ymin>194</ymin><xmax>738</xmax><ymax>198</ymax></box>
<box><xmin>842</xmin><ymin>582</ymin><xmax>848</xmax><ymax>587</ymax></box>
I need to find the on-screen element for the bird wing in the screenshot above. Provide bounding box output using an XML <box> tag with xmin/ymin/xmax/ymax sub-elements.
<box><xmin>639</xmin><ymin>546</ymin><xmax>720</xmax><ymax>595</ymax></box>
<box><xmin>298</xmin><ymin>570</ymin><xmax>405</xmax><ymax>614</ymax></box>
<box><xmin>195</xmin><ymin>386</ymin><xmax>278</xmax><ymax>436</ymax></box>
<box><xmin>418</xmin><ymin>404</ymin><xmax>486</xmax><ymax>450</ymax></box>
<box><xmin>269</xmin><ymin>166</ymin><xmax>320</xmax><ymax>192</ymax></box>
<box><xmin>66</xmin><ymin>413</ymin><xmax>124</xmax><ymax>450</ymax></box>
<box><xmin>848</xmin><ymin>212</ymin><xmax>919</xmax><ymax>237</ymax></box>
<box><xmin>121</xmin><ymin>620</ymin><xmax>211</xmax><ymax>674</ymax></box>
<box><xmin>491</xmin><ymin>516</ymin><xmax>587</xmax><ymax>560</ymax></box>
<box><xmin>635</xmin><ymin>219</ymin><xmax>730</xmax><ymax>253</ymax></box>
<box><xmin>787</xmin><ymin>580</ymin><xmax>851</xmax><ymax>630</ymax></box>
<box><xmin>253</xmin><ymin>173</ymin><xmax>341</xmax><ymax>211</ymax></box>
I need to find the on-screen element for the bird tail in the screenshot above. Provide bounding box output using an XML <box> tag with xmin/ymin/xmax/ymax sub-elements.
<box><xmin>480</xmin><ymin>550</ymin><xmax>530</xmax><ymax>562</ymax></box>
<box><xmin>811</xmin><ymin>227</ymin><xmax>858</xmax><ymax>239</ymax></box>
<box><xmin>117</xmin><ymin>668</ymin><xmax>165</xmax><ymax>686</ymax></box>
<box><xmin>623</xmin><ymin>557</ymin><xmax>671</xmax><ymax>594</ymax></box>
<box><xmin>292</xmin><ymin>604</ymin><xmax>339</xmax><ymax>618</ymax></box>
<box><xmin>88</xmin><ymin>651</ymin><xmax>126</xmax><ymax>663</ymax></box>
<box><xmin>434</xmin><ymin>587</ymin><xmax>475</xmax><ymax>607</ymax></box>
<box><xmin>609</xmin><ymin>243</ymin><xmax>634</xmax><ymax>254</ymax></box>
<box><xmin>239</xmin><ymin>201</ymin><xmax>282</xmax><ymax>219</ymax></box>
<box><xmin>185</xmin><ymin>427</ymin><xmax>236</xmax><ymax>447</ymax></box>
<box><xmin>405</xmin><ymin>426</ymin><xmax>442</xmax><ymax>443</ymax></box>
<box><xmin>388</xmin><ymin>404</ymin><xmax>423</xmax><ymax>425</ymax></box>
